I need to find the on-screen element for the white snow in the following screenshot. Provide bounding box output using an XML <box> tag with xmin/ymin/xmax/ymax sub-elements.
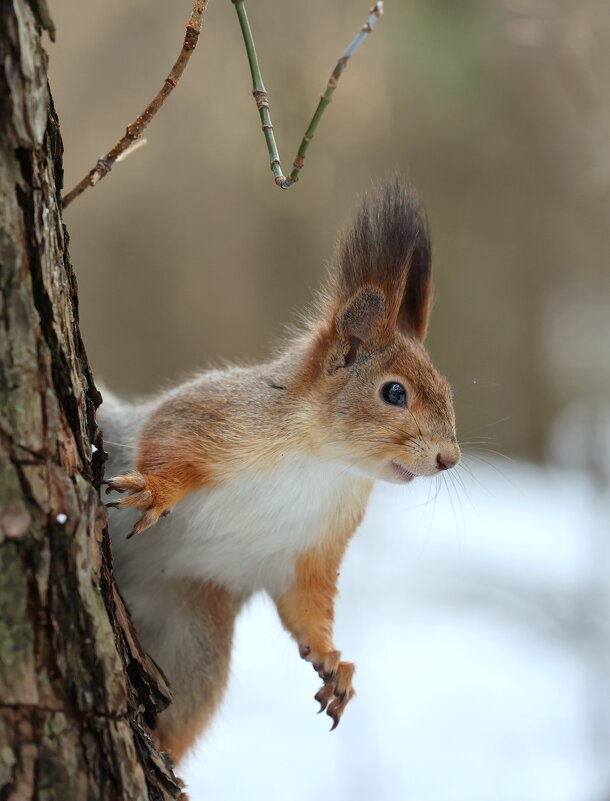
<box><xmin>56</xmin><ymin>513</ymin><xmax>68</xmax><ymax>524</ymax></box>
<box><xmin>181</xmin><ymin>459</ymin><xmax>610</xmax><ymax>801</ymax></box>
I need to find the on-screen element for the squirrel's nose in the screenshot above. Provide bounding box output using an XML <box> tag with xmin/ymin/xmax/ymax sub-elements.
<box><xmin>436</xmin><ymin>450</ymin><xmax>459</xmax><ymax>471</ymax></box>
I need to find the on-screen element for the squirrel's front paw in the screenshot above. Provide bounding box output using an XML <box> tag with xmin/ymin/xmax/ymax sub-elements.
<box><xmin>104</xmin><ymin>472</ymin><xmax>174</xmax><ymax>537</ymax></box>
<box><xmin>300</xmin><ymin>647</ymin><xmax>356</xmax><ymax>730</ymax></box>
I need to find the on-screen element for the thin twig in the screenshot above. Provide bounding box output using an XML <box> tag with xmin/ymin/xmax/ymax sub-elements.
<box><xmin>62</xmin><ymin>0</ymin><xmax>207</xmax><ymax>209</ymax></box>
<box><xmin>232</xmin><ymin>1</ymin><xmax>384</xmax><ymax>189</ymax></box>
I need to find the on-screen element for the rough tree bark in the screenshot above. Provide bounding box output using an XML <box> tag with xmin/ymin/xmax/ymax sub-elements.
<box><xmin>0</xmin><ymin>2</ymin><xmax>184</xmax><ymax>798</ymax></box>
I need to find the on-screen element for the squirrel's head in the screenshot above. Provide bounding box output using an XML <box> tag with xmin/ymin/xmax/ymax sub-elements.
<box><xmin>303</xmin><ymin>178</ymin><xmax>460</xmax><ymax>484</ymax></box>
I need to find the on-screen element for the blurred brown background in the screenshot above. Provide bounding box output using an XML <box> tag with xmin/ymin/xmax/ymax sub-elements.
<box><xmin>48</xmin><ymin>0</ymin><xmax>610</xmax><ymax>465</ymax></box>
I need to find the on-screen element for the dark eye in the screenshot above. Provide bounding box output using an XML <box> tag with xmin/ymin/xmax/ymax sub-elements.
<box><xmin>381</xmin><ymin>382</ymin><xmax>408</xmax><ymax>407</ymax></box>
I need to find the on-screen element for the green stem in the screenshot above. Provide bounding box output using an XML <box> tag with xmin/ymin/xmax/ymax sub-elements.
<box><xmin>232</xmin><ymin>1</ymin><xmax>384</xmax><ymax>190</ymax></box>
<box><xmin>233</xmin><ymin>0</ymin><xmax>286</xmax><ymax>185</ymax></box>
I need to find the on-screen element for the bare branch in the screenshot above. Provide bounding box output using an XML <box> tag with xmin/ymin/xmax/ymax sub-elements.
<box><xmin>232</xmin><ymin>1</ymin><xmax>384</xmax><ymax>189</ymax></box>
<box><xmin>62</xmin><ymin>0</ymin><xmax>207</xmax><ymax>209</ymax></box>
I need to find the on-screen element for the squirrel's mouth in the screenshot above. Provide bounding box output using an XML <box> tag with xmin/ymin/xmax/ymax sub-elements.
<box><xmin>389</xmin><ymin>461</ymin><xmax>416</xmax><ymax>483</ymax></box>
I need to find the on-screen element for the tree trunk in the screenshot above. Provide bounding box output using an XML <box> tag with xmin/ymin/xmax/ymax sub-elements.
<box><xmin>0</xmin><ymin>2</ymin><xmax>183</xmax><ymax>798</ymax></box>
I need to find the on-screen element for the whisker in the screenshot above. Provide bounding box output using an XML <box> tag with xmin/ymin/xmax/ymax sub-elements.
<box><xmin>103</xmin><ymin>439</ymin><xmax>138</xmax><ymax>451</ymax></box>
<box><xmin>446</xmin><ymin>469</ymin><xmax>466</xmax><ymax>541</ymax></box>
<box><xmin>441</xmin><ymin>472</ymin><xmax>461</xmax><ymax>543</ymax></box>
<box><xmin>458</xmin><ymin>414</ymin><xmax>513</xmax><ymax>438</ymax></box>
<box><xmin>464</xmin><ymin>445</ymin><xmax>514</xmax><ymax>462</ymax></box>
<box><xmin>460</xmin><ymin>452</ymin><xmax>522</xmax><ymax>494</ymax></box>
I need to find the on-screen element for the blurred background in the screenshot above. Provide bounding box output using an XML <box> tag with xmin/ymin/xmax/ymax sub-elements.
<box><xmin>48</xmin><ymin>0</ymin><xmax>610</xmax><ymax>798</ymax></box>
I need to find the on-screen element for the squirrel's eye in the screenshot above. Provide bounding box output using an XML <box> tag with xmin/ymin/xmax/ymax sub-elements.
<box><xmin>381</xmin><ymin>382</ymin><xmax>408</xmax><ymax>407</ymax></box>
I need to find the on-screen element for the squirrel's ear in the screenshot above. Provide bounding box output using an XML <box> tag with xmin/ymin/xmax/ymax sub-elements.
<box><xmin>395</xmin><ymin>238</ymin><xmax>432</xmax><ymax>342</ymax></box>
<box><xmin>335</xmin><ymin>178</ymin><xmax>432</xmax><ymax>343</ymax></box>
<box><xmin>332</xmin><ymin>287</ymin><xmax>385</xmax><ymax>369</ymax></box>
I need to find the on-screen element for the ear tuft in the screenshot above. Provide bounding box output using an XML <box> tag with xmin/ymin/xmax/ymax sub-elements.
<box><xmin>332</xmin><ymin>176</ymin><xmax>432</xmax><ymax>342</ymax></box>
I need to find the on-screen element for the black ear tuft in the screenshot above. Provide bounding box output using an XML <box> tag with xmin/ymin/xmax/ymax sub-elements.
<box><xmin>333</xmin><ymin>177</ymin><xmax>432</xmax><ymax>341</ymax></box>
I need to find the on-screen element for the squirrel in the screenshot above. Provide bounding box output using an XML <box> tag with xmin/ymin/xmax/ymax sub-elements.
<box><xmin>99</xmin><ymin>178</ymin><xmax>460</xmax><ymax>763</ymax></box>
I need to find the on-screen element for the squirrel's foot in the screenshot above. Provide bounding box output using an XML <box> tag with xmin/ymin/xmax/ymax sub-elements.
<box><xmin>301</xmin><ymin>647</ymin><xmax>355</xmax><ymax>730</ymax></box>
<box><xmin>103</xmin><ymin>473</ymin><xmax>176</xmax><ymax>537</ymax></box>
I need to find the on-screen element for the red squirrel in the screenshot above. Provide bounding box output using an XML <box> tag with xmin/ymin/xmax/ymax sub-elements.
<box><xmin>100</xmin><ymin>178</ymin><xmax>460</xmax><ymax>762</ymax></box>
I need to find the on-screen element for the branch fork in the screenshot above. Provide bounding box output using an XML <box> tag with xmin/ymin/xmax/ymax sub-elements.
<box><xmin>62</xmin><ymin>0</ymin><xmax>384</xmax><ymax>207</ymax></box>
<box><xmin>234</xmin><ymin>1</ymin><xmax>384</xmax><ymax>189</ymax></box>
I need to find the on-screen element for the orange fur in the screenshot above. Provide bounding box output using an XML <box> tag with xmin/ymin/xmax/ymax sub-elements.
<box><xmin>276</xmin><ymin>493</ymin><xmax>371</xmax><ymax>728</ymax></box>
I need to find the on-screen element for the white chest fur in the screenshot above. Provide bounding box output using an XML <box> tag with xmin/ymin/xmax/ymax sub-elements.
<box><xmin>109</xmin><ymin>452</ymin><xmax>368</xmax><ymax>601</ymax></box>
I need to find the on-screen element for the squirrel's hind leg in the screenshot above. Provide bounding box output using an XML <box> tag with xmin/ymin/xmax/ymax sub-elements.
<box><xmin>147</xmin><ymin>581</ymin><xmax>242</xmax><ymax>764</ymax></box>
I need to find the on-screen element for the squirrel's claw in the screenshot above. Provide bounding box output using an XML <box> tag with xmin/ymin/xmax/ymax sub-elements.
<box><xmin>327</xmin><ymin>688</ymin><xmax>351</xmax><ymax>731</ymax></box>
<box><xmin>307</xmin><ymin>651</ymin><xmax>355</xmax><ymax>730</ymax></box>
<box><xmin>102</xmin><ymin>478</ymin><xmax>127</xmax><ymax>495</ymax></box>
<box><xmin>314</xmin><ymin>683</ymin><xmax>334</xmax><ymax>713</ymax></box>
<box><xmin>103</xmin><ymin>472</ymin><xmax>176</xmax><ymax>537</ymax></box>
